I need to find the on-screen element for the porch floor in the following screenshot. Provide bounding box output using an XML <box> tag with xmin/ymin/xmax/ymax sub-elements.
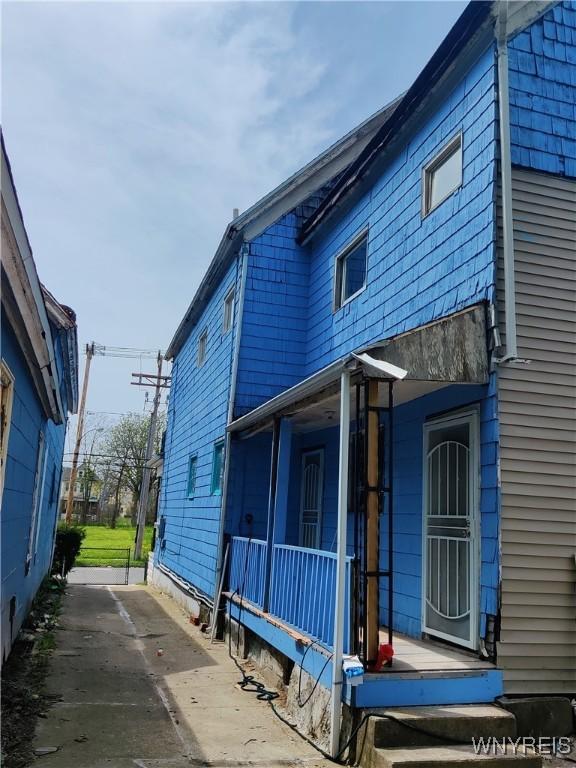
<box><xmin>379</xmin><ymin>628</ymin><xmax>494</xmax><ymax>674</ymax></box>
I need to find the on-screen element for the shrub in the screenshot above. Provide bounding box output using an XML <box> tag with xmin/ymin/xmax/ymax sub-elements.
<box><xmin>51</xmin><ymin>525</ymin><xmax>85</xmax><ymax>577</ymax></box>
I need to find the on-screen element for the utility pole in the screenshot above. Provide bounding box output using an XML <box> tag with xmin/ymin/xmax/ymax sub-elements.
<box><xmin>132</xmin><ymin>352</ymin><xmax>169</xmax><ymax>560</ymax></box>
<box><xmin>65</xmin><ymin>342</ymin><xmax>95</xmax><ymax>524</ymax></box>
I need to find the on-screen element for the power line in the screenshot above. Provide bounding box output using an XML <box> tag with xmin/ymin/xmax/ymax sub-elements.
<box><xmin>85</xmin><ymin>343</ymin><xmax>165</xmax><ymax>359</ymax></box>
<box><xmin>86</xmin><ymin>410</ymin><xmax>144</xmax><ymax>417</ymax></box>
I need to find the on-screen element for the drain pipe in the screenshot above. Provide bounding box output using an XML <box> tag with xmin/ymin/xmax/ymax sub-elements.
<box><xmin>330</xmin><ymin>369</ymin><xmax>351</xmax><ymax>758</ymax></box>
<box><xmin>212</xmin><ymin>243</ymin><xmax>249</xmax><ymax>630</ymax></box>
<box><xmin>496</xmin><ymin>4</ymin><xmax>518</xmax><ymax>362</ymax></box>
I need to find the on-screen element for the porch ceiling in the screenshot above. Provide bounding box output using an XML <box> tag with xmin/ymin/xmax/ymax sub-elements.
<box><xmin>287</xmin><ymin>380</ymin><xmax>455</xmax><ymax>434</ymax></box>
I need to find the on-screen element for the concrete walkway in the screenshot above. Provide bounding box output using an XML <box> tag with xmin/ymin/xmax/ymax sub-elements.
<box><xmin>67</xmin><ymin>566</ymin><xmax>145</xmax><ymax>585</ymax></box>
<box><xmin>34</xmin><ymin>584</ymin><xmax>331</xmax><ymax>768</ymax></box>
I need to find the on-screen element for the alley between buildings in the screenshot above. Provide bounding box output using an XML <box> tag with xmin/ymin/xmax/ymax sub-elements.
<box><xmin>33</xmin><ymin>585</ymin><xmax>331</xmax><ymax>768</ymax></box>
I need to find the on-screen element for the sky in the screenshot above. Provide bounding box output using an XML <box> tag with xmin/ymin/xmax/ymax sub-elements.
<box><xmin>2</xmin><ymin>0</ymin><xmax>467</xmax><ymax>438</ymax></box>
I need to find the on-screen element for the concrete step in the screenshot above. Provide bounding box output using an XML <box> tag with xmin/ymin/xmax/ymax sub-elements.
<box><xmin>367</xmin><ymin>705</ymin><xmax>517</xmax><ymax>749</ymax></box>
<box><xmin>370</xmin><ymin>744</ymin><xmax>542</xmax><ymax>768</ymax></box>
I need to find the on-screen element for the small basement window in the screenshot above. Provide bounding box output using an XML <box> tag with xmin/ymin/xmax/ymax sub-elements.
<box><xmin>423</xmin><ymin>134</ymin><xmax>462</xmax><ymax>215</ymax></box>
<box><xmin>197</xmin><ymin>330</ymin><xmax>208</xmax><ymax>367</ymax></box>
<box><xmin>187</xmin><ymin>455</ymin><xmax>197</xmax><ymax>498</ymax></box>
<box><xmin>222</xmin><ymin>289</ymin><xmax>235</xmax><ymax>334</ymax></box>
<box><xmin>334</xmin><ymin>233</ymin><xmax>368</xmax><ymax>310</ymax></box>
<box><xmin>211</xmin><ymin>441</ymin><xmax>224</xmax><ymax>495</ymax></box>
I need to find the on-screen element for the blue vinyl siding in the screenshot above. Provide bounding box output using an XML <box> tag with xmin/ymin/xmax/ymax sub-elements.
<box><xmin>160</xmin><ymin>4</ymin><xmax>575</xmax><ymax>653</ymax></box>
<box><xmin>234</xmin><ymin>47</ymin><xmax>497</xmax><ymax>417</ymax></box>
<box><xmin>508</xmin><ymin>1</ymin><xmax>576</xmax><ymax>178</ymax></box>
<box><xmin>226</xmin><ymin>432</ymin><xmax>272</xmax><ymax>542</ymax></box>
<box><xmin>1</xmin><ymin>313</ymin><xmax>68</xmax><ymax>660</ymax></box>
<box><xmin>235</xmin><ymin>213</ymin><xmax>309</xmax><ymax>416</ymax></box>
<box><xmin>304</xmin><ymin>47</ymin><xmax>497</xmax><ymax>375</ymax></box>
<box><xmin>158</xmin><ymin>258</ymin><xmax>239</xmax><ymax>598</ymax></box>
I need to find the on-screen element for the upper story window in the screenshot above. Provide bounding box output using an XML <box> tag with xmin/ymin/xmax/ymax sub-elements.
<box><xmin>211</xmin><ymin>441</ymin><xmax>224</xmax><ymax>495</ymax></box>
<box><xmin>334</xmin><ymin>232</ymin><xmax>368</xmax><ymax>311</ymax></box>
<box><xmin>422</xmin><ymin>134</ymin><xmax>462</xmax><ymax>216</ymax></box>
<box><xmin>222</xmin><ymin>289</ymin><xmax>235</xmax><ymax>334</ymax></box>
<box><xmin>197</xmin><ymin>329</ymin><xmax>208</xmax><ymax>367</ymax></box>
<box><xmin>187</xmin><ymin>455</ymin><xmax>197</xmax><ymax>498</ymax></box>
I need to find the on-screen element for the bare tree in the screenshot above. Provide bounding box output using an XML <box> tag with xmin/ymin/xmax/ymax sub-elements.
<box><xmin>98</xmin><ymin>413</ymin><xmax>164</xmax><ymax>526</ymax></box>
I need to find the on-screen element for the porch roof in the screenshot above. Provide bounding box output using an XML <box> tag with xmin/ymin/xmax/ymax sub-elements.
<box><xmin>228</xmin><ymin>352</ymin><xmax>407</xmax><ymax>435</ymax></box>
<box><xmin>228</xmin><ymin>304</ymin><xmax>489</xmax><ymax>436</ymax></box>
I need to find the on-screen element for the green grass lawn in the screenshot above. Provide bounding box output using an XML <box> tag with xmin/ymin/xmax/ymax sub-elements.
<box><xmin>76</xmin><ymin>525</ymin><xmax>153</xmax><ymax>567</ymax></box>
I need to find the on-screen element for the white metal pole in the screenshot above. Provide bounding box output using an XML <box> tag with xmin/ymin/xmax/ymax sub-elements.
<box><xmin>330</xmin><ymin>369</ymin><xmax>350</xmax><ymax>758</ymax></box>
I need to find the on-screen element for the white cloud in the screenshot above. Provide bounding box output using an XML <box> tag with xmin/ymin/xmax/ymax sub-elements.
<box><xmin>2</xmin><ymin>1</ymin><xmax>335</xmax><ymax>412</ymax></box>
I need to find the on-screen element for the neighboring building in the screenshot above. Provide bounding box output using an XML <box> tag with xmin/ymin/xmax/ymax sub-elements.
<box><xmin>1</xmin><ymin>138</ymin><xmax>79</xmax><ymax>662</ymax></box>
<box><xmin>150</xmin><ymin>0</ymin><xmax>575</xmax><ymax>749</ymax></box>
<box><xmin>59</xmin><ymin>464</ymin><xmax>102</xmax><ymax>522</ymax></box>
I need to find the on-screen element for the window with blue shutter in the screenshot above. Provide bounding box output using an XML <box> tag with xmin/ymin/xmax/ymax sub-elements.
<box><xmin>211</xmin><ymin>442</ymin><xmax>224</xmax><ymax>495</ymax></box>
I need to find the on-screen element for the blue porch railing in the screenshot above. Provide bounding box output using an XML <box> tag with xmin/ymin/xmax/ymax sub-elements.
<box><xmin>229</xmin><ymin>537</ymin><xmax>266</xmax><ymax>608</ymax></box>
<box><xmin>229</xmin><ymin>537</ymin><xmax>352</xmax><ymax>651</ymax></box>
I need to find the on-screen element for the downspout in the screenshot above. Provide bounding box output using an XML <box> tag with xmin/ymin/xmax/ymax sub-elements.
<box><xmin>496</xmin><ymin>4</ymin><xmax>518</xmax><ymax>362</ymax></box>
<box><xmin>212</xmin><ymin>242</ymin><xmax>249</xmax><ymax>616</ymax></box>
<box><xmin>330</xmin><ymin>369</ymin><xmax>351</xmax><ymax>758</ymax></box>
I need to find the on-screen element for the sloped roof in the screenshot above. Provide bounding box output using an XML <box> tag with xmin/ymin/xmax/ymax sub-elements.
<box><xmin>1</xmin><ymin>136</ymin><xmax>68</xmax><ymax>422</ymax></box>
<box><xmin>166</xmin><ymin>98</ymin><xmax>401</xmax><ymax>359</ymax></box>
<box><xmin>42</xmin><ymin>285</ymin><xmax>79</xmax><ymax>414</ymax></box>
<box><xmin>299</xmin><ymin>0</ymin><xmax>558</xmax><ymax>242</ymax></box>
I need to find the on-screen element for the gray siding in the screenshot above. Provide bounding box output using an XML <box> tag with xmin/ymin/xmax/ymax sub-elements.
<box><xmin>497</xmin><ymin>167</ymin><xmax>576</xmax><ymax>693</ymax></box>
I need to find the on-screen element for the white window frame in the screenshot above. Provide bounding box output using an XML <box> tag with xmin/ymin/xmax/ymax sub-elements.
<box><xmin>422</xmin><ymin>133</ymin><xmax>463</xmax><ymax>217</ymax></box>
<box><xmin>26</xmin><ymin>431</ymin><xmax>46</xmax><ymax>574</ymax></box>
<box><xmin>333</xmin><ymin>229</ymin><xmax>369</xmax><ymax>312</ymax></box>
<box><xmin>210</xmin><ymin>441</ymin><xmax>225</xmax><ymax>496</ymax></box>
<box><xmin>197</xmin><ymin>329</ymin><xmax>208</xmax><ymax>367</ymax></box>
<box><xmin>0</xmin><ymin>361</ymin><xmax>15</xmax><ymax>503</ymax></box>
<box><xmin>222</xmin><ymin>288</ymin><xmax>235</xmax><ymax>335</ymax></box>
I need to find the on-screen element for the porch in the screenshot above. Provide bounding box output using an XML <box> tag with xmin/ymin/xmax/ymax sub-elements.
<box><xmin>225</xmin><ymin>536</ymin><xmax>500</xmax><ymax>708</ymax></box>
<box><xmin>222</xmin><ymin>306</ymin><xmax>502</xmax><ymax>719</ymax></box>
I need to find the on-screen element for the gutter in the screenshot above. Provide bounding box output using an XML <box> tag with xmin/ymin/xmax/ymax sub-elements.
<box><xmin>212</xmin><ymin>243</ymin><xmax>249</xmax><ymax>614</ymax></box>
<box><xmin>495</xmin><ymin>2</ymin><xmax>518</xmax><ymax>362</ymax></box>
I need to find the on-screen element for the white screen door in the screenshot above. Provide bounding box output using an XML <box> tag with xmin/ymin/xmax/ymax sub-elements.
<box><xmin>423</xmin><ymin>412</ymin><xmax>478</xmax><ymax>649</ymax></box>
<box><xmin>299</xmin><ymin>449</ymin><xmax>324</xmax><ymax>549</ymax></box>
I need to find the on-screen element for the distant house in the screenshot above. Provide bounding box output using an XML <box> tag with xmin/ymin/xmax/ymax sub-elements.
<box><xmin>1</xmin><ymin>138</ymin><xmax>79</xmax><ymax>662</ymax></box>
<box><xmin>59</xmin><ymin>464</ymin><xmax>102</xmax><ymax>523</ymax></box>
<box><xmin>151</xmin><ymin>0</ymin><xmax>575</xmax><ymax>750</ymax></box>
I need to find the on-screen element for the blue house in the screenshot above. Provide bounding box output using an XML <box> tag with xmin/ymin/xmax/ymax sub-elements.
<box><xmin>152</xmin><ymin>0</ymin><xmax>576</xmax><ymax>755</ymax></box>
<box><xmin>1</xmin><ymin>138</ymin><xmax>79</xmax><ymax>662</ymax></box>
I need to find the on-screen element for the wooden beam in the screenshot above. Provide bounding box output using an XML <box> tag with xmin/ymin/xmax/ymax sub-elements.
<box><xmin>366</xmin><ymin>379</ymin><xmax>380</xmax><ymax>664</ymax></box>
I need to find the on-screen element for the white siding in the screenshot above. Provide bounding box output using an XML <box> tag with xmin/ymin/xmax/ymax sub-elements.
<box><xmin>497</xmin><ymin>168</ymin><xmax>576</xmax><ymax>694</ymax></box>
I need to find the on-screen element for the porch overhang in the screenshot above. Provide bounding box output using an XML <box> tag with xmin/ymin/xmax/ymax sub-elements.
<box><xmin>228</xmin><ymin>353</ymin><xmax>407</xmax><ymax>436</ymax></box>
<box><xmin>228</xmin><ymin>304</ymin><xmax>488</xmax><ymax>436</ymax></box>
